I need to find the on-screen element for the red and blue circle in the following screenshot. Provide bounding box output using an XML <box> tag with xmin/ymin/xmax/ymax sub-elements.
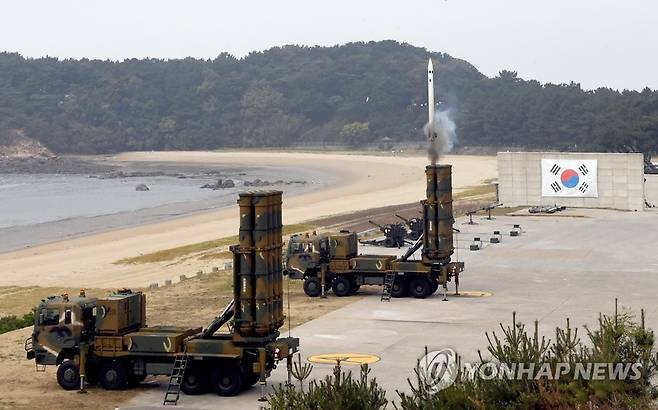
<box><xmin>560</xmin><ymin>169</ymin><xmax>579</xmax><ymax>188</ymax></box>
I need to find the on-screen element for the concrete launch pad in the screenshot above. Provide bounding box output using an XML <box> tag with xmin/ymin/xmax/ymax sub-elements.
<box><xmin>127</xmin><ymin>208</ymin><xmax>658</xmax><ymax>409</ymax></box>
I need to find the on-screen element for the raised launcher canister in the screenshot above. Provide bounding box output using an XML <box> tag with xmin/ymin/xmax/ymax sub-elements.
<box><xmin>422</xmin><ymin>164</ymin><xmax>455</xmax><ymax>263</ymax></box>
<box><xmin>233</xmin><ymin>191</ymin><xmax>285</xmax><ymax>341</ymax></box>
<box><xmin>183</xmin><ymin>190</ymin><xmax>298</xmax><ymax>397</ymax></box>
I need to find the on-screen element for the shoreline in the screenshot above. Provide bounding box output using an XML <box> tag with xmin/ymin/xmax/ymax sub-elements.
<box><xmin>0</xmin><ymin>151</ymin><xmax>497</xmax><ymax>288</ymax></box>
<box><xmin>0</xmin><ymin>157</ymin><xmax>334</xmax><ymax>253</ymax></box>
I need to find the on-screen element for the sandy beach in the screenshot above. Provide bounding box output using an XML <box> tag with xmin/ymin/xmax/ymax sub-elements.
<box><xmin>0</xmin><ymin>151</ymin><xmax>496</xmax><ymax>288</ymax></box>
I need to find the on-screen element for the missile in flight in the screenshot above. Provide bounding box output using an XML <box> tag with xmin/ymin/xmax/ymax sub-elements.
<box><xmin>426</xmin><ymin>58</ymin><xmax>441</xmax><ymax>164</ymax></box>
<box><xmin>427</xmin><ymin>58</ymin><xmax>436</xmax><ymax>143</ymax></box>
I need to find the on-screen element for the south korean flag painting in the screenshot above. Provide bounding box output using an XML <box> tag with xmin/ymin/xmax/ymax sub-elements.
<box><xmin>541</xmin><ymin>159</ymin><xmax>598</xmax><ymax>197</ymax></box>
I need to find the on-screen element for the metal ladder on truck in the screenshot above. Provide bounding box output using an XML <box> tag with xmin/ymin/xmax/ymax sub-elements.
<box><xmin>381</xmin><ymin>272</ymin><xmax>396</xmax><ymax>301</ymax></box>
<box><xmin>163</xmin><ymin>347</ymin><xmax>188</xmax><ymax>405</ymax></box>
<box><xmin>24</xmin><ymin>337</ymin><xmax>45</xmax><ymax>372</ymax></box>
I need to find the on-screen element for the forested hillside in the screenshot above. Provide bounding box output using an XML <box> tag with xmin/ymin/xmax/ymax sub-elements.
<box><xmin>1</xmin><ymin>41</ymin><xmax>657</xmax><ymax>155</ymax></box>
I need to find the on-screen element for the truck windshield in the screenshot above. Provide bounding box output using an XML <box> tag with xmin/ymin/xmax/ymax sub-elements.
<box><xmin>292</xmin><ymin>242</ymin><xmax>304</xmax><ymax>253</ymax></box>
<box><xmin>40</xmin><ymin>308</ymin><xmax>60</xmax><ymax>326</ymax></box>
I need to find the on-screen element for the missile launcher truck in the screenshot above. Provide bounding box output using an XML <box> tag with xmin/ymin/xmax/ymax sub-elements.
<box><xmin>25</xmin><ymin>191</ymin><xmax>299</xmax><ymax>403</ymax></box>
<box><xmin>285</xmin><ymin>165</ymin><xmax>464</xmax><ymax>299</ymax></box>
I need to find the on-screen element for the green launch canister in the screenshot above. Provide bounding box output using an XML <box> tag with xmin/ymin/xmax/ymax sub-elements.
<box><xmin>423</xmin><ymin>165</ymin><xmax>454</xmax><ymax>262</ymax></box>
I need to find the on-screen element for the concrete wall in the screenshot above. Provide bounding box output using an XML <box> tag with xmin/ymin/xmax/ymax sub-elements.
<box><xmin>498</xmin><ymin>152</ymin><xmax>645</xmax><ymax>211</ymax></box>
<box><xmin>645</xmin><ymin>174</ymin><xmax>658</xmax><ymax>208</ymax></box>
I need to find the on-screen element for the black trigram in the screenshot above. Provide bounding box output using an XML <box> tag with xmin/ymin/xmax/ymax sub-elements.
<box><xmin>550</xmin><ymin>181</ymin><xmax>562</xmax><ymax>192</ymax></box>
<box><xmin>579</xmin><ymin>182</ymin><xmax>589</xmax><ymax>193</ymax></box>
<box><xmin>578</xmin><ymin>164</ymin><xmax>589</xmax><ymax>175</ymax></box>
<box><xmin>550</xmin><ymin>164</ymin><xmax>561</xmax><ymax>175</ymax></box>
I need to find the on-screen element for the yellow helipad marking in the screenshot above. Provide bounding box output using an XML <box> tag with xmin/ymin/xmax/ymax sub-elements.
<box><xmin>456</xmin><ymin>290</ymin><xmax>492</xmax><ymax>297</ymax></box>
<box><xmin>308</xmin><ymin>353</ymin><xmax>381</xmax><ymax>365</ymax></box>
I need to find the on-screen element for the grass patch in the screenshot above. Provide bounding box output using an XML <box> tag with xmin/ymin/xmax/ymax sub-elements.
<box><xmin>0</xmin><ymin>286</ymin><xmax>113</xmax><ymax>317</ymax></box>
<box><xmin>197</xmin><ymin>250</ymin><xmax>233</xmax><ymax>261</ymax></box>
<box><xmin>454</xmin><ymin>182</ymin><xmax>496</xmax><ymax>200</ymax></box>
<box><xmin>115</xmin><ymin>223</ymin><xmax>313</xmax><ymax>264</ymax></box>
<box><xmin>116</xmin><ymin>236</ymin><xmax>240</xmax><ymax>265</ymax></box>
<box><xmin>0</xmin><ymin>310</ymin><xmax>34</xmax><ymax>334</ymax></box>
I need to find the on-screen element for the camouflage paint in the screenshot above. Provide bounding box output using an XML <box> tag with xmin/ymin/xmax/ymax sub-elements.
<box><xmin>422</xmin><ymin>164</ymin><xmax>454</xmax><ymax>263</ymax></box>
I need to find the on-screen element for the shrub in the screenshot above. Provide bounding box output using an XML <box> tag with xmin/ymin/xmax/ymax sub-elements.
<box><xmin>268</xmin><ymin>360</ymin><xmax>387</xmax><ymax>410</ymax></box>
<box><xmin>396</xmin><ymin>302</ymin><xmax>657</xmax><ymax>409</ymax></box>
<box><xmin>269</xmin><ymin>303</ymin><xmax>656</xmax><ymax>409</ymax></box>
<box><xmin>0</xmin><ymin>310</ymin><xmax>35</xmax><ymax>334</ymax></box>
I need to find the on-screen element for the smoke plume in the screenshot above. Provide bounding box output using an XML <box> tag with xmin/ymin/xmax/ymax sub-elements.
<box><xmin>424</xmin><ymin>109</ymin><xmax>457</xmax><ymax>165</ymax></box>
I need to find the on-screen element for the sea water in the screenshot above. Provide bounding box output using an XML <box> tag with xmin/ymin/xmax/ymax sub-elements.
<box><xmin>0</xmin><ymin>164</ymin><xmax>328</xmax><ymax>252</ymax></box>
<box><xmin>0</xmin><ymin>173</ymin><xmax>235</xmax><ymax>228</ymax></box>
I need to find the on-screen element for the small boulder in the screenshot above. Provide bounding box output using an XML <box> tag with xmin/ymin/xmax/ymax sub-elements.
<box><xmin>220</xmin><ymin>179</ymin><xmax>235</xmax><ymax>188</ymax></box>
<box><xmin>201</xmin><ymin>178</ymin><xmax>235</xmax><ymax>190</ymax></box>
<box><xmin>244</xmin><ymin>178</ymin><xmax>271</xmax><ymax>187</ymax></box>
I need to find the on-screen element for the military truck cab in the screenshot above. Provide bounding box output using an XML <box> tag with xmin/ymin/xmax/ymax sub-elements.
<box><xmin>285</xmin><ymin>230</ymin><xmax>365</xmax><ymax>297</ymax></box>
<box><xmin>285</xmin><ymin>230</ymin><xmax>357</xmax><ymax>275</ymax></box>
<box><xmin>285</xmin><ymin>232</ymin><xmax>330</xmax><ymax>278</ymax></box>
<box><xmin>27</xmin><ymin>293</ymin><xmax>97</xmax><ymax>367</ymax></box>
<box><xmin>26</xmin><ymin>289</ymin><xmax>201</xmax><ymax>391</ymax></box>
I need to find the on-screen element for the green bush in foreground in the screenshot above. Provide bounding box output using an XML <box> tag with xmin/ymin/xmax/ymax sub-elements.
<box><xmin>268</xmin><ymin>362</ymin><xmax>387</xmax><ymax>410</ymax></box>
<box><xmin>0</xmin><ymin>310</ymin><xmax>35</xmax><ymax>334</ymax></box>
<box><xmin>397</xmin><ymin>303</ymin><xmax>657</xmax><ymax>409</ymax></box>
<box><xmin>270</xmin><ymin>302</ymin><xmax>657</xmax><ymax>409</ymax></box>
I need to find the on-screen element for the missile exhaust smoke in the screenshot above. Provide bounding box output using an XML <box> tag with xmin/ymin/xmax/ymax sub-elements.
<box><xmin>425</xmin><ymin>109</ymin><xmax>457</xmax><ymax>165</ymax></box>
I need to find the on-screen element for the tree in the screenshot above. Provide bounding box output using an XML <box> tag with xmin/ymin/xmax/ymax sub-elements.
<box><xmin>339</xmin><ymin>122</ymin><xmax>370</xmax><ymax>145</ymax></box>
<box><xmin>0</xmin><ymin>42</ymin><xmax>656</xmax><ymax>154</ymax></box>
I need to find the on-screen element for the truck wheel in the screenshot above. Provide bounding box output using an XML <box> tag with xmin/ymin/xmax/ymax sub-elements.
<box><xmin>384</xmin><ymin>238</ymin><xmax>394</xmax><ymax>247</ymax></box>
<box><xmin>430</xmin><ymin>279</ymin><xmax>439</xmax><ymax>294</ymax></box>
<box><xmin>211</xmin><ymin>363</ymin><xmax>244</xmax><ymax>396</ymax></box>
<box><xmin>182</xmin><ymin>364</ymin><xmax>207</xmax><ymax>395</ymax></box>
<box><xmin>57</xmin><ymin>360</ymin><xmax>80</xmax><ymax>390</ymax></box>
<box><xmin>245</xmin><ymin>372</ymin><xmax>260</xmax><ymax>389</ymax></box>
<box><xmin>409</xmin><ymin>277</ymin><xmax>431</xmax><ymax>299</ymax></box>
<box><xmin>391</xmin><ymin>277</ymin><xmax>408</xmax><ymax>298</ymax></box>
<box><xmin>349</xmin><ymin>279</ymin><xmax>360</xmax><ymax>294</ymax></box>
<box><xmin>239</xmin><ymin>360</ymin><xmax>260</xmax><ymax>390</ymax></box>
<box><xmin>99</xmin><ymin>361</ymin><xmax>128</xmax><ymax>390</ymax></box>
<box><xmin>129</xmin><ymin>373</ymin><xmax>147</xmax><ymax>386</ymax></box>
<box><xmin>303</xmin><ymin>277</ymin><xmax>322</xmax><ymax>297</ymax></box>
<box><xmin>332</xmin><ymin>277</ymin><xmax>351</xmax><ymax>297</ymax></box>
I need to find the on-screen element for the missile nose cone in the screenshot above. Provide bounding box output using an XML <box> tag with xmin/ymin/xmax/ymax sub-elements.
<box><xmin>428</xmin><ymin>58</ymin><xmax>433</xmax><ymax>71</ymax></box>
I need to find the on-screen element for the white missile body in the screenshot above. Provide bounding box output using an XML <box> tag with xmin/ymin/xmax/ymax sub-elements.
<box><xmin>427</xmin><ymin>58</ymin><xmax>436</xmax><ymax>141</ymax></box>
